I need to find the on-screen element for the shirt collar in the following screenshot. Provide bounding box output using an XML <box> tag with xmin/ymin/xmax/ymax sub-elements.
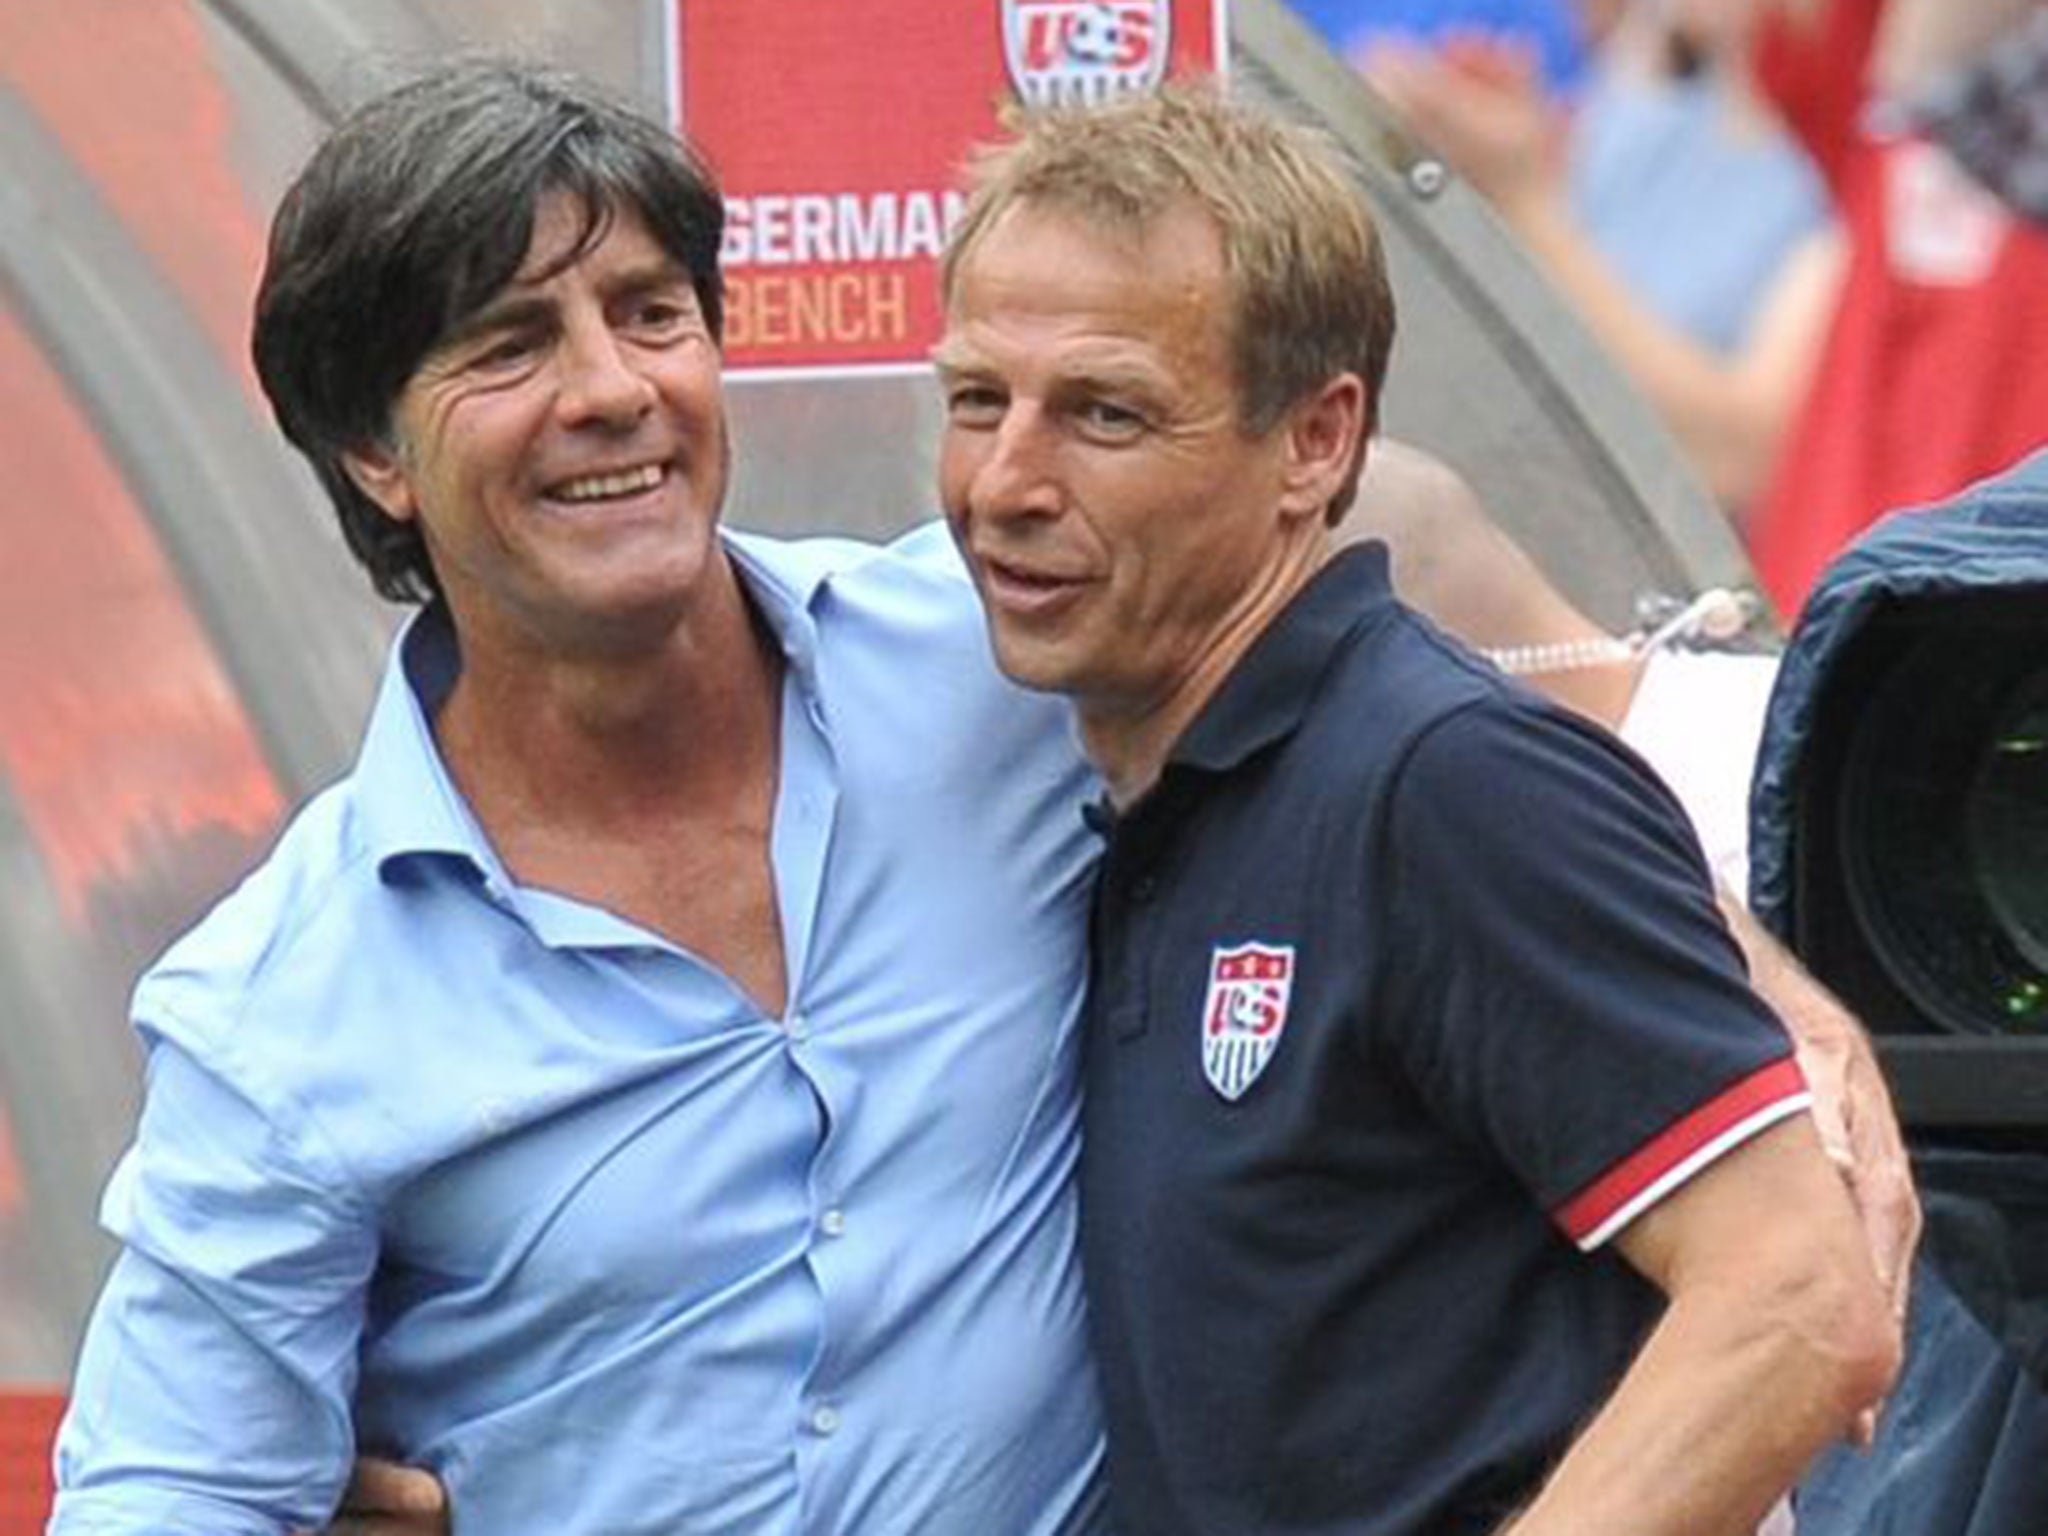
<box><xmin>353</xmin><ymin>529</ymin><xmax>834</xmax><ymax>886</ymax></box>
<box><xmin>1167</xmin><ymin>541</ymin><xmax>1396</xmax><ymax>778</ymax></box>
<box><xmin>722</xmin><ymin>527</ymin><xmax>831</xmax><ymax>684</ymax></box>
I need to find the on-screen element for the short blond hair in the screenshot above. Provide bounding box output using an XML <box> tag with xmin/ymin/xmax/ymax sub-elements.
<box><xmin>942</xmin><ymin>82</ymin><xmax>1395</xmax><ymax>519</ymax></box>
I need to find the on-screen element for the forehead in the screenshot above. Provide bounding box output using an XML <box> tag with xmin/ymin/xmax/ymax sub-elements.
<box><xmin>942</xmin><ymin>198</ymin><xmax>1232</xmax><ymax>373</ymax></box>
<box><xmin>509</xmin><ymin>190</ymin><xmax>672</xmax><ymax>287</ymax></box>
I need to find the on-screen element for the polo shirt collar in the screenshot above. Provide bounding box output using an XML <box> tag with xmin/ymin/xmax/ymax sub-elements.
<box><xmin>1168</xmin><ymin>541</ymin><xmax>1395</xmax><ymax>778</ymax></box>
<box><xmin>353</xmin><ymin>529</ymin><xmax>834</xmax><ymax>886</ymax></box>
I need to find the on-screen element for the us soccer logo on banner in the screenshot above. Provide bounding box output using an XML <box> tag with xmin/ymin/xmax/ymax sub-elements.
<box><xmin>1004</xmin><ymin>0</ymin><xmax>1173</xmax><ymax>108</ymax></box>
<box><xmin>1201</xmin><ymin>941</ymin><xmax>1294</xmax><ymax>1101</ymax></box>
<box><xmin>672</xmin><ymin>0</ymin><xmax>1221</xmax><ymax>375</ymax></box>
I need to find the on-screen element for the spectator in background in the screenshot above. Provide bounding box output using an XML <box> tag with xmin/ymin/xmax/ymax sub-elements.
<box><xmin>1359</xmin><ymin>0</ymin><xmax>1842</xmax><ymax>519</ymax></box>
<box><xmin>1745</xmin><ymin>0</ymin><xmax>2048</xmax><ymax>613</ymax></box>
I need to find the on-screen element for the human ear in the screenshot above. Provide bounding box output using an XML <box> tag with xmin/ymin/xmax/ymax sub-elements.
<box><xmin>1279</xmin><ymin>372</ymin><xmax>1367</xmax><ymax>523</ymax></box>
<box><xmin>340</xmin><ymin>437</ymin><xmax>420</xmax><ymax>524</ymax></box>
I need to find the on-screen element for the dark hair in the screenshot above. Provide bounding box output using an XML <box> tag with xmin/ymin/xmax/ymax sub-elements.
<box><xmin>252</xmin><ymin>59</ymin><xmax>725</xmax><ymax>603</ymax></box>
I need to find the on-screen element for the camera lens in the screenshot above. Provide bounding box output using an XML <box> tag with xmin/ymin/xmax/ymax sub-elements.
<box><xmin>1839</xmin><ymin>621</ymin><xmax>2048</xmax><ymax>1037</ymax></box>
<box><xmin>1970</xmin><ymin>676</ymin><xmax>2048</xmax><ymax>980</ymax></box>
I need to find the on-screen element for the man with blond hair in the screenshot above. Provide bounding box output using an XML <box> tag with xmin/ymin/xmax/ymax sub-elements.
<box><xmin>934</xmin><ymin>83</ymin><xmax>1898</xmax><ymax>1535</ymax></box>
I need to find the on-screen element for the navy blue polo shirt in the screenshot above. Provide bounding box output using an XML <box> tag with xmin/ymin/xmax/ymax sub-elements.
<box><xmin>1080</xmin><ymin>545</ymin><xmax>1809</xmax><ymax>1536</ymax></box>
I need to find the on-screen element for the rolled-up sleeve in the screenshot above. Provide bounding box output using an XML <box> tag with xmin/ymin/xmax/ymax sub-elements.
<box><xmin>50</xmin><ymin>1017</ymin><xmax>376</xmax><ymax>1535</ymax></box>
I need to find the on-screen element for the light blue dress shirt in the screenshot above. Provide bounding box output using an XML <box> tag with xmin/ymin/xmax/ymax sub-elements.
<box><xmin>51</xmin><ymin>527</ymin><xmax>1109</xmax><ymax>1535</ymax></box>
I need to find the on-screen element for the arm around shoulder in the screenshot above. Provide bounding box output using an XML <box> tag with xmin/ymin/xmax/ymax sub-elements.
<box><xmin>1720</xmin><ymin>892</ymin><xmax>1920</xmax><ymax>1325</ymax></box>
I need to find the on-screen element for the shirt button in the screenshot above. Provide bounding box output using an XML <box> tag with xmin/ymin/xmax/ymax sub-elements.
<box><xmin>819</xmin><ymin>1207</ymin><xmax>846</xmax><ymax>1237</ymax></box>
<box><xmin>809</xmin><ymin>1403</ymin><xmax>841</xmax><ymax>1436</ymax></box>
<box><xmin>786</xmin><ymin>1014</ymin><xmax>810</xmax><ymax>1043</ymax></box>
<box><xmin>1131</xmin><ymin>874</ymin><xmax>1158</xmax><ymax>903</ymax></box>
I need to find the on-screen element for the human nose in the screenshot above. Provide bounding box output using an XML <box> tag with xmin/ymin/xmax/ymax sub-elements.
<box><xmin>965</xmin><ymin>405</ymin><xmax>1061</xmax><ymax>522</ymax></box>
<box><xmin>555</xmin><ymin>320</ymin><xmax>655</xmax><ymax>427</ymax></box>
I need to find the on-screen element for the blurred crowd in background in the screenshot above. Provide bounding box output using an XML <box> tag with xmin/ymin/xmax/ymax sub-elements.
<box><xmin>1296</xmin><ymin>0</ymin><xmax>2048</xmax><ymax>615</ymax></box>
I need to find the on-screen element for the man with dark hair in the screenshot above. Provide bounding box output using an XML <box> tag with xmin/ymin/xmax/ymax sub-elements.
<box><xmin>934</xmin><ymin>83</ymin><xmax>1899</xmax><ymax>1535</ymax></box>
<box><xmin>49</xmin><ymin>60</ymin><xmax>1110</xmax><ymax>1535</ymax></box>
<box><xmin>249</xmin><ymin>61</ymin><xmax>728</xmax><ymax>606</ymax></box>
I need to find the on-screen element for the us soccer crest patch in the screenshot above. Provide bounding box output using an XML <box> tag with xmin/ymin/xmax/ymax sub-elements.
<box><xmin>1002</xmin><ymin>0</ymin><xmax>1172</xmax><ymax>109</ymax></box>
<box><xmin>1201</xmin><ymin>941</ymin><xmax>1295</xmax><ymax>1100</ymax></box>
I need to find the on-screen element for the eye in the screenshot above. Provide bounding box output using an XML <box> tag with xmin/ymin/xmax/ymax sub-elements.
<box><xmin>466</xmin><ymin>329</ymin><xmax>544</xmax><ymax>374</ymax></box>
<box><xmin>1075</xmin><ymin>397</ymin><xmax>1146</xmax><ymax>441</ymax></box>
<box><xmin>944</xmin><ymin>381</ymin><xmax>1008</xmax><ymax>427</ymax></box>
<box><xmin>627</xmin><ymin>293</ymin><xmax>699</xmax><ymax>339</ymax></box>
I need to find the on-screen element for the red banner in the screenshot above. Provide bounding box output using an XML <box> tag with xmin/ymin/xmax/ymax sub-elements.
<box><xmin>0</xmin><ymin>1391</ymin><xmax>62</xmax><ymax>1536</ymax></box>
<box><xmin>671</xmin><ymin>0</ymin><xmax>1226</xmax><ymax>377</ymax></box>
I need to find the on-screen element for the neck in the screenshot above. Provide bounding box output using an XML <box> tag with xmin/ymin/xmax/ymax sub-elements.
<box><xmin>1082</xmin><ymin>534</ymin><xmax>1331</xmax><ymax>809</ymax></box>
<box><xmin>436</xmin><ymin>555</ymin><xmax>783</xmax><ymax>835</ymax></box>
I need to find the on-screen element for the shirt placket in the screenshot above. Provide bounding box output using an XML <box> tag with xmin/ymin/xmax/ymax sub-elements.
<box><xmin>769</xmin><ymin>662</ymin><xmax>857</xmax><ymax>1516</ymax></box>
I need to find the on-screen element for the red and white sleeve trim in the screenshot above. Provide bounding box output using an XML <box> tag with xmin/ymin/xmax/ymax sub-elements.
<box><xmin>1555</xmin><ymin>1056</ymin><xmax>1812</xmax><ymax>1252</ymax></box>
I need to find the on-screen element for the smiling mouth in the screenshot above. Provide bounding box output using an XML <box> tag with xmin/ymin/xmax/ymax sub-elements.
<box><xmin>980</xmin><ymin>556</ymin><xmax>1089</xmax><ymax>612</ymax></box>
<box><xmin>546</xmin><ymin>462</ymin><xmax>669</xmax><ymax>505</ymax></box>
<box><xmin>990</xmin><ymin>561</ymin><xmax>1066</xmax><ymax>588</ymax></box>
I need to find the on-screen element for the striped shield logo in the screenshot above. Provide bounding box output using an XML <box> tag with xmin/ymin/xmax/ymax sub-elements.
<box><xmin>1201</xmin><ymin>941</ymin><xmax>1295</xmax><ymax>1101</ymax></box>
<box><xmin>1001</xmin><ymin>0</ymin><xmax>1172</xmax><ymax>109</ymax></box>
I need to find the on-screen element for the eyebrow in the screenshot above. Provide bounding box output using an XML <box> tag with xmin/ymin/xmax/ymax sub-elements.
<box><xmin>449</xmin><ymin>260</ymin><xmax>697</xmax><ymax>347</ymax></box>
<box><xmin>599</xmin><ymin>260</ymin><xmax>698</xmax><ymax>306</ymax></box>
<box><xmin>930</xmin><ymin>345</ymin><xmax>1167</xmax><ymax>400</ymax></box>
<box><xmin>929</xmin><ymin>342</ymin><xmax>982</xmax><ymax>377</ymax></box>
<box><xmin>450</xmin><ymin>295</ymin><xmax>553</xmax><ymax>344</ymax></box>
<box><xmin>1057</xmin><ymin>361</ymin><xmax>1167</xmax><ymax>398</ymax></box>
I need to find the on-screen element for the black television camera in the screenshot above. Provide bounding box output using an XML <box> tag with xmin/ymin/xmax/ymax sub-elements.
<box><xmin>1749</xmin><ymin>454</ymin><xmax>2048</xmax><ymax>1451</ymax></box>
<box><xmin>1752</xmin><ymin>455</ymin><xmax>2048</xmax><ymax>1140</ymax></box>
